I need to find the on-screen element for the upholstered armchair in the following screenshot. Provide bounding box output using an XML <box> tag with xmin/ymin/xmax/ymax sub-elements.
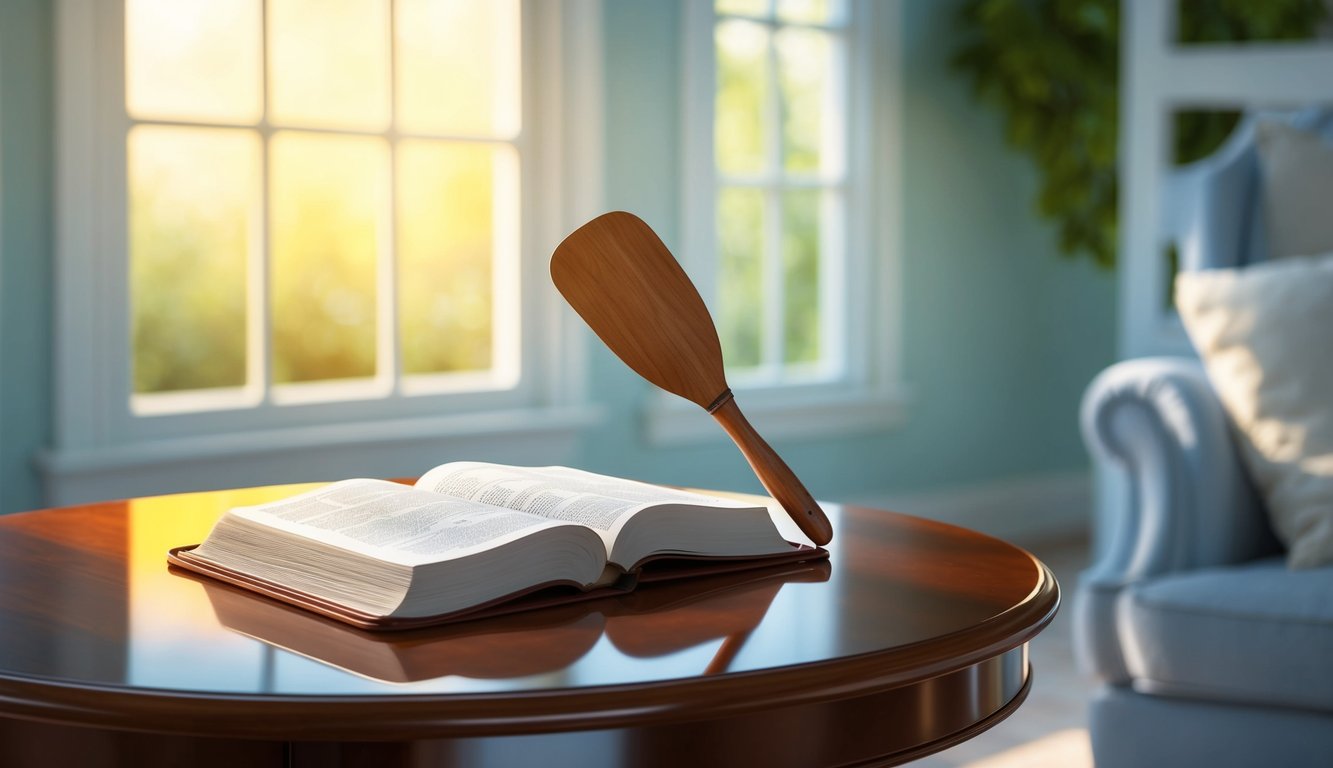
<box><xmin>1076</xmin><ymin>109</ymin><xmax>1333</xmax><ymax>767</ymax></box>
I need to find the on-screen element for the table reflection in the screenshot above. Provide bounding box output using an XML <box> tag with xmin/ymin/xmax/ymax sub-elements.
<box><xmin>192</xmin><ymin>559</ymin><xmax>831</xmax><ymax>687</ymax></box>
<box><xmin>127</xmin><ymin>485</ymin><xmax>323</xmax><ymax>692</ymax></box>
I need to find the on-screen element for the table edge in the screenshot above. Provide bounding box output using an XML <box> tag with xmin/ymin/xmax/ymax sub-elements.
<box><xmin>0</xmin><ymin>562</ymin><xmax>1057</xmax><ymax>740</ymax></box>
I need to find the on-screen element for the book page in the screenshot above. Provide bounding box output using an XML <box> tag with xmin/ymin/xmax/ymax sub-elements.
<box><xmin>416</xmin><ymin>463</ymin><xmax>755</xmax><ymax>536</ymax></box>
<box><xmin>226</xmin><ymin>479</ymin><xmax>572</xmax><ymax>566</ymax></box>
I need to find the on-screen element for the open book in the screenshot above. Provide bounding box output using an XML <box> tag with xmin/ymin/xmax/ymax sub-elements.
<box><xmin>169</xmin><ymin>462</ymin><xmax>825</xmax><ymax>630</ymax></box>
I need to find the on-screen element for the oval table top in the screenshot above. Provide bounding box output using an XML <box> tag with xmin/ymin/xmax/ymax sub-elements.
<box><xmin>0</xmin><ymin>484</ymin><xmax>1058</xmax><ymax>746</ymax></box>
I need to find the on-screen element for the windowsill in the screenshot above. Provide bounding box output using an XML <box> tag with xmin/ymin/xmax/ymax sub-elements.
<box><xmin>644</xmin><ymin>381</ymin><xmax>910</xmax><ymax>445</ymax></box>
<box><xmin>37</xmin><ymin>405</ymin><xmax>604</xmax><ymax>507</ymax></box>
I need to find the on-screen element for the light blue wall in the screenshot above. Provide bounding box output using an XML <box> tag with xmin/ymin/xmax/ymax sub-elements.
<box><xmin>582</xmin><ymin>0</ymin><xmax>1116</xmax><ymax>501</ymax></box>
<box><xmin>0</xmin><ymin>0</ymin><xmax>54</xmax><ymax>514</ymax></box>
<box><xmin>0</xmin><ymin>1</ymin><xmax>1115</xmax><ymax>513</ymax></box>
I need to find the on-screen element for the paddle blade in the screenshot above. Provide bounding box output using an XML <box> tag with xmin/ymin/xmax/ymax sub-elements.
<box><xmin>551</xmin><ymin>211</ymin><xmax>729</xmax><ymax>409</ymax></box>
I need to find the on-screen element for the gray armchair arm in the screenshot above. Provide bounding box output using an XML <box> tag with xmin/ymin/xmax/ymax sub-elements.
<box><xmin>1074</xmin><ymin>357</ymin><xmax>1276</xmax><ymax>682</ymax></box>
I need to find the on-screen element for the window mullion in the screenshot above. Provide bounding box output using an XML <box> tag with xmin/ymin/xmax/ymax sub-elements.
<box><xmin>718</xmin><ymin>174</ymin><xmax>845</xmax><ymax>188</ymax></box>
<box><xmin>824</xmin><ymin>22</ymin><xmax>850</xmax><ymax>380</ymax></box>
<box><xmin>383</xmin><ymin>0</ymin><xmax>403</xmax><ymax>395</ymax></box>
<box><xmin>763</xmin><ymin>20</ymin><xmax>785</xmax><ymax>374</ymax></box>
<box><xmin>821</xmin><ymin>186</ymin><xmax>844</xmax><ymax>377</ymax></box>
<box><xmin>254</xmin><ymin>0</ymin><xmax>274</xmax><ymax>406</ymax></box>
<box><xmin>252</xmin><ymin>135</ymin><xmax>273</xmax><ymax>407</ymax></box>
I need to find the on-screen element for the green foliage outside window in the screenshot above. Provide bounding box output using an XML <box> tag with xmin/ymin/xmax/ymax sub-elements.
<box><xmin>952</xmin><ymin>0</ymin><xmax>1327</xmax><ymax>269</ymax></box>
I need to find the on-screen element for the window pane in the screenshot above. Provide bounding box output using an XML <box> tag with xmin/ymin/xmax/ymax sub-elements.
<box><xmin>782</xmin><ymin>190</ymin><xmax>821</xmax><ymax>365</ymax></box>
<box><xmin>717</xmin><ymin>0</ymin><xmax>770</xmax><ymax>17</ymax></box>
<box><xmin>130</xmin><ymin>126</ymin><xmax>257</xmax><ymax>393</ymax></box>
<box><xmin>125</xmin><ymin>0</ymin><xmax>261</xmax><ymax>123</ymax></box>
<box><xmin>716</xmin><ymin>20</ymin><xmax>770</xmax><ymax>176</ymax></box>
<box><xmin>776</xmin><ymin>28</ymin><xmax>833</xmax><ymax>174</ymax></box>
<box><xmin>269</xmin><ymin>0</ymin><xmax>390</xmax><ymax>130</ymax></box>
<box><xmin>777</xmin><ymin>0</ymin><xmax>842</xmax><ymax>25</ymax></box>
<box><xmin>270</xmin><ymin>133</ymin><xmax>386</xmax><ymax>384</ymax></box>
<box><xmin>397</xmin><ymin>0</ymin><xmax>520</xmax><ymax>137</ymax></box>
<box><xmin>718</xmin><ymin>187</ymin><xmax>765</xmax><ymax>368</ymax></box>
<box><xmin>398</xmin><ymin>141</ymin><xmax>512</xmax><ymax>375</ymax></box>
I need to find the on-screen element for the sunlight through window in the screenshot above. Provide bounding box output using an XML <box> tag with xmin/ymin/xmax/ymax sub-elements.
<box><xmin>124</xmin><ymin>0</ymin><xmax>523</xmax><ymax>413</ymax></box>
<box><xmin>712</xmin><ymin>0</ymin><xmax>846</xmax><ymax>382</ymax></box>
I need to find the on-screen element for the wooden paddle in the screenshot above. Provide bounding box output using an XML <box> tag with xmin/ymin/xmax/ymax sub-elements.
<box><xmin>550</xmin><ymin>211</ymin><xmax>834</xmax><ymax>546</ymax></box>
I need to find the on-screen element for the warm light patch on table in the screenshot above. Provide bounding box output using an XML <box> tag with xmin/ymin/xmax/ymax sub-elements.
<box><xmin>127</xmin><ymin>484</ymin><xmax>325</xmax><ymax>689</ymax></box>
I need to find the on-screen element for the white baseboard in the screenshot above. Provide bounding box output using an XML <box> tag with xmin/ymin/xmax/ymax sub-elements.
<box><xmin>840</xmin><ymin>471</ymin><xmax>1091</xmax><ymax>547</ymax></box>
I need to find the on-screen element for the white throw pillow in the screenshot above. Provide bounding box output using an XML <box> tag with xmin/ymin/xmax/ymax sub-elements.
<box><xmin>1256</xmin><ymin>122</ymin><xmax>1333</xmax><ymax>260</ymax></box>
<box><xmin>1176</xmin><ymin>253</ymin><xmax>1333</xmax><ymax>569</ymax></box>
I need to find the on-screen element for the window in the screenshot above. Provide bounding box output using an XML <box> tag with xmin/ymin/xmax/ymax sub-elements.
<box><xmin>668</xmin><ymin>0</ymin><xmax>904</xmax><ymax>442</ymax></box>
<box><xmin>712</xmin><ymin>0</ymin><xmax>846</xmax><ymax>381</ymax></box>
<box><xmin>125</xmin><ymin>0</ymin><xmax>522</xmax><ymax>415</ymax></box>
<box><xmin>48</xmin><ymin>0</ymin><xmax>601</xmax><ymax>503</ymax></box>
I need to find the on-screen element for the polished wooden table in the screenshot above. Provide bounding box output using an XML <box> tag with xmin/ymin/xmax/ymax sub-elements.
<box><xmin>0</xmin><ymin>485</ymin><xmax>1057</xmax><ymax>767</ymax></box>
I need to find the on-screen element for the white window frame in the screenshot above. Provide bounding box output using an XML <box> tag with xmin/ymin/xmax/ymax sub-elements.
<box><xmin>43</xmin><ymin>0</ymin><xmax>605</xmax><ymax>505</ymax></box>
<box><xmin>658</xmin><ymin>0</ymin><xmax>906</xmax><ymax>444</ymax></box>
<box><xmin>1119</xmin><ymin>0</ymin><xmax>1333</xmax><ymax>359</ymax></box>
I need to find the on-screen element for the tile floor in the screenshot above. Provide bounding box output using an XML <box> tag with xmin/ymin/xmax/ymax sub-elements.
<box><xmin>915</xmin><ymin>535</ymin><xmax>1096</xmax><ymax>768</ymax></box>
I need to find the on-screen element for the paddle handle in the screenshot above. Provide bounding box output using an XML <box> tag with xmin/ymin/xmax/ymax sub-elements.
<box><xmin>709</xmin><ymin>396</ymin><xmax>834</xmax><ymax>546</ymax></box>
